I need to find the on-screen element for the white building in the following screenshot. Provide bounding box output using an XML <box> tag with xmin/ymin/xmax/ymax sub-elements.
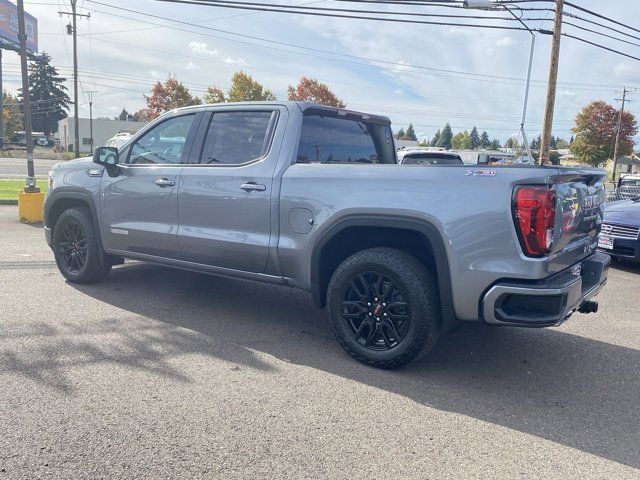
<box><xmin>57</xmin><ymin>117</ymin><xmax>147</xmax><ymax>154</ymax></box>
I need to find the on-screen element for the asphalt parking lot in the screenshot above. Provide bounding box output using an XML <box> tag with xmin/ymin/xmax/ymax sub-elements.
<box><xmin>1</xmin><ymin>205</ymin><xmax>639</xmax><ymax>479</ymax></box>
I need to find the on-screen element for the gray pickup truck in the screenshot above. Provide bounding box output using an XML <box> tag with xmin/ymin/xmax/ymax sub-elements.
<box><xmin>44</xmin><ymin>101</ymin><xmax>610</xmax><ymax>368</ymax></box>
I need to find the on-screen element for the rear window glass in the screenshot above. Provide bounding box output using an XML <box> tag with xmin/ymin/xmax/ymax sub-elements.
<box><xmin>296</xmin><ymin>114</ymin><xmax>395</xmax><ymax>164</ymax></box>
<box><xmin>402</xmin><ymin>154</ymin><xmax>463</xmax><ymax>165</ymax></box>
<box><xmin>621</xmin><ymin>179</ymin><xmax>640</xmax><ymax>186</ymax></box>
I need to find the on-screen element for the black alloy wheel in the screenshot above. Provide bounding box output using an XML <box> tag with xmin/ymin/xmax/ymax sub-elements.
<box><xmin>57</xmin><ymin>219</ymin><xmax>88</xmax><ymax>273</ymax></box>
<box><xmin>341</xmin><ymin>272</ymin><xmax>411</xmax><ymax>351</ymax></box>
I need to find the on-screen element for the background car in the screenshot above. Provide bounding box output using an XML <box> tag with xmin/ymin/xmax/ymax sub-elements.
<box><xmin>397</xmin><ymin>150</ymin><xmax>463</xmax><ymax>166</ymax></box>
<box><xmin>598</xmin><ymin>198</ymin><xmax>640</xmax><ymax>261</ymax></box>
<box><xmin>104</xmin><ymin>132</ymin><xmax>133</xmax><ymax>149</ymax></box>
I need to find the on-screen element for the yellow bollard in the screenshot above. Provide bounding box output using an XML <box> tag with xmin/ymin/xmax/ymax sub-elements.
<box><xmin>18</xmin><ymin>191</ymin><xmax>45</xmax><ymax>223</ymax></box>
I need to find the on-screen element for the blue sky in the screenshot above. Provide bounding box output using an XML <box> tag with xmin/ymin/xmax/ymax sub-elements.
<box><xmin>3</xmin><ymin>0</ymin><xmax>640</xmax><ymax>143</ymax></box>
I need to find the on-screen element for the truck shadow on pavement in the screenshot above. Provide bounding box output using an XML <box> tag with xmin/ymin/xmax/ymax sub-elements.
<box><xmin>37</xmin><ymin>262</ymin><xmax>640</xmax><ymax>469</ymax></box>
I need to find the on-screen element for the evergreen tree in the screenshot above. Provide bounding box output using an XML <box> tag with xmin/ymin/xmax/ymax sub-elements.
<box><xmin>405</xmin><ymin>123</ymin><xmax>417</xmax><ymax>141</ymax></box>
<box><xmin>569</xmin><ymin>134</ymin><xmax>574</xmax><ymax>145</ymax></box>
<box><xmin>118</xmin><ymin>108</ymin><xmax>132</xmax><ymax>121</ymax></box>
<box><xmin>469</xmin><ymin>126</ymin><xmax>480</xmax><ymax>150</ymax></box>
<box><xmin>530</xmin><ymin>135</ymin><xmax>541</xmax><ymax>151</ymax></box>
<box><xmin>549</xmin><ymin>135</ymin><xmax>557</xmax><ymax>149</ymax></box>
<box><xmin>480</xmin><ymin>131</ymin><xmax>490</xmax><ymax>148</ymax></box>
<box><xmin>504</xmin><ymin>137</ymin><xmax>518</xmax><ymax>149</ymax></box>
<box><xmin>430</xmin><ymin>129</ymin><xmax>441</xmax><ymax>147</ymax></box>
<box><xmin>19</xmin><ymin>52</ymin><xmax>70</xmax><ymax>135</ymax></box>
<box><xmin>437</xmin><ymin>123</ymin><xmax>453</xmax><ymax>149</ymax></box>
<box><xmin>490</xmin><ymin>138</ymin><xmax>501</xmax><ymax>150</ymax></box>
<box><xmin>396</xmin><ymin>128</ymin><xmax>406</xmax><ymax>140</ymax></box>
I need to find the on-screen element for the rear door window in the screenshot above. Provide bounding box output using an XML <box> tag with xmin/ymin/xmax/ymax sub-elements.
<box><xmin>296</xmin><ymin>114</ymin><xmax>395</xmax><ymax>164</ymax></box>
<box><xmin>199</xmin><ymin>111</ymin><xmax>277</xmax><ymax>165</ymax></box>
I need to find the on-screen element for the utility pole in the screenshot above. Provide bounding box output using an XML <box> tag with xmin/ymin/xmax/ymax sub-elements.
<box><xmin>539</xmin><ymin>0</ymin><xmax>564</xmax><ymax>165</ymax></box>
<box><xmin>59</xmin><ymin>1</ymin><xmax>89</xmax><ymax>158</ymax></box>
<box><xmin>17</xmin><ymin>0</ymin><xmax>36</xmax><ymax>191</ymax></box>
<box><xmin>612</xmin><ymin>87</ymin><xmax>631</xmax><ymax>182</ymax></box>
<box><xmin>0</xmin><ymin>48</ymin><xmax>4</xmax><ymax>146</ymax></box>
<box><xmin>87</xmin><ymin>90</ymin><xmax>96</xmax><ymax>152</ymax></box>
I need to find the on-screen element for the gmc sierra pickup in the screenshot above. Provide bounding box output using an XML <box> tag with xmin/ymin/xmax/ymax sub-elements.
<box><xmin>44</xmin><ymin>101</ymin><xmax>610</xmax><ymax>368</ymax></box>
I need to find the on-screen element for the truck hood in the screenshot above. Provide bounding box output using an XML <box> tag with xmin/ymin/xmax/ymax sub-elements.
<box><xmin>53</xmin><ymin>155</ymin><xmax>94</xmax><ymax>171</ymax></box>
<box><xmin>604</xmin><ymin>200</ymin><xmax>640</xmax><ymax>225</ymax></box>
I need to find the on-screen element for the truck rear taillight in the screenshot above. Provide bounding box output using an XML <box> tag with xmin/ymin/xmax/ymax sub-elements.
<box><xmin>512</xmin><ymin>185</ymin><xmax>555</xmax><ymax>257</ymax></box>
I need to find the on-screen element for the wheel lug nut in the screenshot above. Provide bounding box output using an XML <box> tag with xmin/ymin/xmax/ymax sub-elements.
<box><xmin>382</xmin><ymin>303</ymin><xmax>386</xmax><ymax>307</ymax></box>
<box><xmin>367</xmin><ymin>303</ymin><xmax>371</xmax><ymax>306</ymax></box>
<box><xmin>383</xmin><ymin>313</ymin><xmax>387</xmax><ymax>317</ymax></box>
<box><xmin>374</xmin><ymin>298</ymin><xmax>378</xmax><ymax>301</ymax></box>
<box><xmin>368</xmin><ymin>313</ymin><xmax>372</xmax><ymax>316</ymax></box>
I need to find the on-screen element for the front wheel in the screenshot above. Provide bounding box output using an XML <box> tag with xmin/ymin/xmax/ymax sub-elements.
<box><xmin>327</xmin><ymin>248</ymin><xmax>441</xmax><ymax>369</ymax></box>
<box><xmin>52</xmin><ymin>207</ymin><xmax>111</xmax><ymax>283</ymax></box>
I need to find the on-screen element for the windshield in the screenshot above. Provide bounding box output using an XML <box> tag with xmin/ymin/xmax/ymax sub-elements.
<box><xmin>402</xmin><ymin>154</ymin><xmax>463</xmax><ymax>166</ymax></box>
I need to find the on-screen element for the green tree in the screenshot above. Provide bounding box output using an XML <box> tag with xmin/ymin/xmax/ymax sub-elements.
<box><xmin>451</xmin><ymin>130</ymin><xmax>472</xmax><ymax>150</ymax></box>
<box><xmin>287</xmin><ymin>77</ymin><xmax>345</xmax><ymax>107</ymax></box>
<box><xmin>203</xmin><ymin>86</ymin><xmax>226</xmax><ymax>104</ymax></box>
<box><xmin>145</xmin><ymin>77</ymin><xmax>201</xmax><ymax>120</ymax></box>
<box><xmin>430</xmin><ymin>129</ymin><xmax>440</xmax><ymax>147</ymax></box>
<box><xmin>405</xmin><ymin>123</ymin><xmax>417</xmax><ymax>141</ymax></box>
<box><xmin>555</xmin><ymin>138</ymin><xmax>569</xmax><ymax>149</ymax></box>
<box><xmin>504</xmin><ymin>137</ymin><xmax>518</xmax><ymax>149</ymax></box>
<box><xmin>470</xmin><ymin>126</ymin><xmax>480</xmax><ymax>150</ymax></box>
<box><xmin>396</xmin><ymin>127</ymin><xmax>406</xmax><ymax>140</ymax></box>
<box><xmin>3</xmin><ymin>91</ymin><xmax>22</xmax><ymax>140</ymax></box>
<box><xmin>490</xmin><ymin>138</ymin><xmax>501</xmax><ymax>150</ymax></box>
<box><xmin>227</xmin><ymin>71</ymin><xmax>275</xmax><ymax>102</ymax></box>
<box><xmin>118</xmin><ymin>108</ymin><xmax>132</xmax><ymax>121</ymax></box>
<box><xmin>530</xmin><ymin>135</ymin><xmax>541</xmax><ymax>151</ymax></box>
<box><xmin>572</xmin><ymin>100</ymin><xmax>637</xmax><ymax>167</ymax></box>
<box><xmin>479</xmin><ymin>131</ymin><xmax>490</xmax><ymax>149</ymax></box>
<box><xmin>569</xmin><ymin>134</ymin><xmax>574</xmax><ymax>145</ymax></box>
<box><xmin>18</xmin><ymin>52</ymin><xmax>70</xmax><ymax>135</ymax></box>
<box><xmin>437</xmin><ymin>123</ymin><xmax>453</xmax><ymax>149</ymax></box>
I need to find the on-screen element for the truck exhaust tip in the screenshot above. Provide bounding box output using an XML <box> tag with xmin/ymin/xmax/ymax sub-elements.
<box><xmin>578</xmin><ymin>300</ymin><xmax>599</xmax><ymax>314</ymax></box>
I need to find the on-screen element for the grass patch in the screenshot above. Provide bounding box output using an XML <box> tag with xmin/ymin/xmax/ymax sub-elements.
<box><xmin>0</xmin><ymin>179</ymin><xmax>48</xmax><ymax>200</ymax></box>
<box><xmin>1</xmin><ymin>147</ymin><xmax>75</xmax><ymax>161</ymax></box>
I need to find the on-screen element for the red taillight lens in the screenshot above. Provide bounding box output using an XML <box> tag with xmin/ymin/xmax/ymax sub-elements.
<box><xmin>513</xmin><ymin>186</ymin><xmax>556</xmax><ymax>257</ymax></box>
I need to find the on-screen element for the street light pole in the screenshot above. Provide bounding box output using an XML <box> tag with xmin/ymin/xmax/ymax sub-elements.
<box><xmin>17</xmin><ymin>0</ymin><xmax>37</xmax><ymax>192</ymax></box>
<box><xmin>464</xmin><ymin>1</ymin><xmax>536</xmax><ymax>163</ymax></box>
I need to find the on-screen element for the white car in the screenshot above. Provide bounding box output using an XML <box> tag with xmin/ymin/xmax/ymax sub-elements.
<box><xmin>397</xmin><ymin>149</ymin><xmax>464</xmax><ymax>166</ymax></box>
<box><xmin>104</xmin><ymin>132</ymin><xmax>133</xmax><ymax>149</ymax></box>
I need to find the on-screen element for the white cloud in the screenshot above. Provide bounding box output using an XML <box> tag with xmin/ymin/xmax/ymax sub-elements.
<box><xmin>394</xmin><ymin>88</ymin><xmax>403</xmax><ymax>95</ymax></box>
<box><xmin>189</xmin><ymin>41</ymin><xmax>217</xmax><ymax>56</ymax></box>
<box><xmin>392</xmin><ymin>61</ymin><xmax>412</xmax><ymax>73</ymax></box>
<box><xmin>557</xmin><ymin>90</ymin><xmax>577</xmax><ymax>97</ymax></box>
<box><xmin>496</xmin><ymin>36</ymin><xmax>517</xmax><ymax>47</ymax></box>
<box><xmin>223</xmin><ymin>57</ymin><xmax>248</xmax><ymax>66</ymax></box>
<box><xmin>149</xmin><ymin>70</ymin><xmax>159</xmax><ymax>79</ymax></box>
<box><xmin>186</xmin><ymin>61</ymin><xmax>201</xmax><ymax>72</ymax></box>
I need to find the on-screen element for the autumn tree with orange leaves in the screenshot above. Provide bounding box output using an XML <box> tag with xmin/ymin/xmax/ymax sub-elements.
<box><xmin>287</xmin><ymin>77</ymin><xmax>345</xmax><ymax>108</ymax></box>
<box><xmin>571</xmin><ymin>100</ymin><xmax>637</xmax><ymax>167</ymax></box>
<box><xmin>145</xmin><ymin>77</ymin><xmax>201</xmax><ymax>120</ymax></box>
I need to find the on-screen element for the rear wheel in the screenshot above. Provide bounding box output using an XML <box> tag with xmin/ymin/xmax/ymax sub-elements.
<box><xmin>53</xmin><ymin>207</ymin><xmax>111</xmax><ymax>283</ymax></box>
<box><xmin>327</xmin><ymin>248</ymin><xmax>441</xmax><ymax>369</ymax></box>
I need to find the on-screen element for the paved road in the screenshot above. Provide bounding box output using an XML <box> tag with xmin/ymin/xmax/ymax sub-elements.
<box><xmin>0</xmin><ymin>157</ymin><xmax>67</xmax><ymax>178</ymax></box>
<box><xmin>1</xmin><ymin>205</ymin><xmax>639</xmax><ymax>479</ymax></box>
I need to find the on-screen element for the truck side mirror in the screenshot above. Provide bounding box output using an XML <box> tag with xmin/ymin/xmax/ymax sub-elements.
<box><xmin>93</xmin><ymin>146</ymin><xmax>120</xmax><ymax>176</ymax></box>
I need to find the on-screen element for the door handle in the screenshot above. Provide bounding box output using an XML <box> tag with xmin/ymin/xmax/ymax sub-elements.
<box><xmin>154</xmin><ymin>178</ymin><xmax>175</xmax><ymax>187</ymax></box>
<box><xmin>241</xmin><ymin>182</ymin><xmax>266</xmax><ymax>192</ymax></box>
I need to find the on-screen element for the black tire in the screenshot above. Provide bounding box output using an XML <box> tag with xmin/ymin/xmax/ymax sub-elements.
<box><xmin>327</xmin><ymin>248</ymin><xmax>441</xmax><ymax>369</ymax></box>
<box><xmin>52</xmin><ymin>207</ymin><xmax>111</xmax><ymax>283</ymax></box>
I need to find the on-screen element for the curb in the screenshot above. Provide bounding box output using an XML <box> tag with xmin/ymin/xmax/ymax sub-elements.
<box><xmin>0</xmin><ymin>199</ymin><xmax>18</xmax><ymax>206</ymax></box>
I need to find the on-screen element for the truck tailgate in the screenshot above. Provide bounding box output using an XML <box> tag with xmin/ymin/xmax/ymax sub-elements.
<box><xmin>550</xmin><ymin>168</ymin><xmax>606</xmax><ymax>270</ymax></box>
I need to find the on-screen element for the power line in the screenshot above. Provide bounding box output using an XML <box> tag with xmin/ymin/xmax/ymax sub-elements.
<box><xmin>79</xmin><ymin>1</ymin><xmax>629</xmax><ymax>91</ymax></box>
<box><xmin>150</xmin><ymin>0</ymin><xmax>531</xmax><ymax>31</ymax></box>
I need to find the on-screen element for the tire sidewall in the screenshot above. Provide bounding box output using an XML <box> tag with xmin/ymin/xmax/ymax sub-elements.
<box><xmin>328</xmin><ymin>250</ymin><xmax>439</xmax><ymax>366</ymax></box>
<box><xmin>52</xmin><ymin>208</ymin><xmax>105</xmax><ymax>282</ymax></box>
